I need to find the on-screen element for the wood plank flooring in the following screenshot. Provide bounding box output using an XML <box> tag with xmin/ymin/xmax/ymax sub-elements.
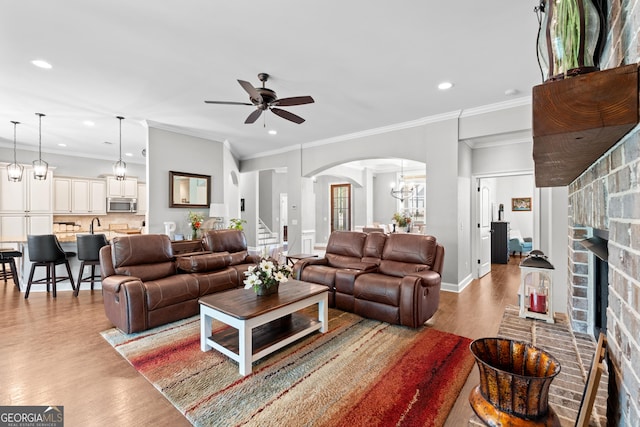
<box><xmin>0</xmin><ymin>258</ymin><xmax>522</xmax><ymax>426</ymax></box>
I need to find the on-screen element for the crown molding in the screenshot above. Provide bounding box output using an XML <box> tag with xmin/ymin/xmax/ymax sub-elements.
<box><xmin>459</xmin><ymin>96</ymin><xmax>532</xmax><ymax>118</ymax></box>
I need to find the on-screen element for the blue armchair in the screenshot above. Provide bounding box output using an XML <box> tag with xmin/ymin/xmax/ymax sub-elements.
<box><xmin>509</xmin><ymin>236</ymin><xmax>532</xmax><ymax>257</ymax></box>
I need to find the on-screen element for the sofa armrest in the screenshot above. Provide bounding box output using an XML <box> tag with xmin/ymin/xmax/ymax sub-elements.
<box><xmin>102</xmin><ymin>275</ymin><xmax>141</xmax><ymax>294</ymax></box>
<box><xmin>399</xmin><ymin>274</ymin><xmax>441</xmax><ymax>328</ymax></box>
<box><xmin>408</xmin><ymin>270</ymin><xmax>441</xmax><ymax>288</ymax></box>
<box><xmin>292</xmin><ymin>257</ymin><xmax>328</xmax><ymax>279</ymax></box>
<box><xmin>102</xmin><ymin>275</ymin><xmax>148</xmax><ymax>334</ymax></box>
<box><xmin>246</xmin><ymin>254</ymin><xmax>261</xmax><ymax>264</ymax></box>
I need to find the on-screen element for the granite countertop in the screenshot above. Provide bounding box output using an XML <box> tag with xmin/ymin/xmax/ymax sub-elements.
<box><xmin>55</xmin><ymin>229</ymin><xmax>142</xmax><ymax>243</ymax></box>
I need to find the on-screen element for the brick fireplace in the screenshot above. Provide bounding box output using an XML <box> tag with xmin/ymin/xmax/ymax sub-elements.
<box><xmin>556</xmin><ymin>1</ymin><xmax>640</xmax><ymax>424</ymax></box>
<box><xmin>567</xmin><ymin>128</ymin><xmax>640</xmax><ymax>424</ymax></box>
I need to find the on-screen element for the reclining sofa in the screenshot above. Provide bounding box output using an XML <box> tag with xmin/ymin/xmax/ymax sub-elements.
<box><xmin>293</xmin><ymin>231</ymin><xmax>444</xmax><ymax>328</ymax></box>
<box><xmin>100</xmin><ymin>230</ymin><xmax>259</xmax><ymax>333</ymax></box>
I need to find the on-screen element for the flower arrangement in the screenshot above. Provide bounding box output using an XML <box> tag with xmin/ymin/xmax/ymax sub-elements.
<box><xmin>188</xmin><ymin>211</ymin><xmax>204</xmax><ymax>239</ymax></box>
<box><xmin>229</xmin><ymin>218</ymin><xmax>247</xmax><ymax>231</ymax></box>
<box><xmin>392</xmin><ymin>212</ymin><xmax>412</xmax><ymax>228</ymax></box>
<box><xmin>244</xmin><ymin>258</ymin><xmax>292</xmax><ymax>295</ymax></box>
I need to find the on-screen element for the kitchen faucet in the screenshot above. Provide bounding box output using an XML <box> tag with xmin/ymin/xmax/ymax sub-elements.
<box><xmin>89</xmin><ymin>217</ymin><xmax>101</xmax><ymax>234</ymax></box>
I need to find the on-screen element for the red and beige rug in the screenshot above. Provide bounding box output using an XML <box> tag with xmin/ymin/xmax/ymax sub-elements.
<box><xmin>101</xmin><ymin>309</ymin><xmax>474</xmax><ymax>427</ymax></box>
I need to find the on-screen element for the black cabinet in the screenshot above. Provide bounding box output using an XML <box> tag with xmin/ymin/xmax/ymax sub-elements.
<box><xmin>491</xmin><ymin>221</ymin><xmax>510</xmax><ymax>264</ymax></box>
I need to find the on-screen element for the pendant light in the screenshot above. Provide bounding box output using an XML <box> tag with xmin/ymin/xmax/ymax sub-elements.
<box><xmin>7</xmin><ymin>121</ymin><xmax>24</xmax><ymax>182</ymax></box>
<box><xmin>113</xmin><ymin>116</ymin><xmax>127</xmax><ymax>181</ymax></box>
<box><xmin>32</xmin><ymin>113</ymin><xmax>48</xmax><ymax>180</ymax></box>
<box><xmin>390</xmin><ymin>160</ymin><xmax>415</xmax><ymax>202</ymax></box>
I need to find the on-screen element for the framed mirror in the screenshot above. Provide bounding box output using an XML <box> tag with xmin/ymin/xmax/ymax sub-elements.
<box><xmin>169</xmin><ymin>171</ymin><xmax>211</xmax><ymax>208</ymax></box>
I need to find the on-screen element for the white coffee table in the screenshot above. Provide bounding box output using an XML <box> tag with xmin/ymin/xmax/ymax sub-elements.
<box><xmin>199</xmin><ymin>280</ymin><xmax>328</xmax><ymax>376</ymax></box>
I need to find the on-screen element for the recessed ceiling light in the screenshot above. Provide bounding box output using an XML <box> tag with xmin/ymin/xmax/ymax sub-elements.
<box><xmin>103</xmin><ymin>141</ymin><xmax>113</xmax><ymax>145</ymax></box>
<box><xmin>268</xmin><ymin>129</ymin><xmax>277</xmax><ymax>135</ymax></box>
<box><xmin>504</xmin><ymin>89</ymin><xmax>519</xmax><ymax>96</ymax></box>
<box><xmin>125</xmin><ymin>152</ymin><xmax>133</xmax><ymax>157</ymax></box>
<box><xmin>438</xmin><ymin>82</ymin><xmax>454</xmax><ymax>90</ymax></box>
<box><xmin>83</xmin><ymin>120</ymin><xmax>95</xmax><ymax>127</ymax></box>
<box><xmin>31</xmin><ymin>59</ymin><xmax>52</xmax><ymax>69</ymax></box>
<box><xmin>57</xmin><ymin>143</ymin><xmax>67</xmax><ymax>147</ymax></box>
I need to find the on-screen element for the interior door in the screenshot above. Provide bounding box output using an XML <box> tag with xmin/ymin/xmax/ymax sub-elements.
<box><xmin>330</xmin><ymin>184</ymin><xmax>351</xmax><ymax>232</ymax></box>
<box><xmin>478</xmin><ymin>185</ymin><xmax>492</xmax><ymax>277</ymax></box>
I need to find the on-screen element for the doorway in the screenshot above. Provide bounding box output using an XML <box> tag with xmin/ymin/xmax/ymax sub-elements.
<box><xmin>330</xmin><ymin>184</ymin><xmax>351</xmax><ymax>232</ymax></box>
<box><xmin>473</xmin><ymin>173</ymin><xmax>537</xmax><ymax>279</ymax></box>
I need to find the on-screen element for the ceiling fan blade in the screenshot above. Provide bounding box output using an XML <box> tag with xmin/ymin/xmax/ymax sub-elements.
<box><xmin>272</xmin><ymin>96</ymin><xmax>315</xmax><ymax>107</ymax></box>
<box><xmin>245</xmin><ymin>108</ymin><xmax>263</xmax><ymax>124</ymax></box>
<box><xmin>204</xmin><ymin>100</ymin><xmax>254</xmax><ymax>106</ymax></box>
<box><xmin>237</xmin><ymin>79</ymin><xmax>262</xmax><ymax>104</ymax></box>
<box><xmin>271</xmin><ymin>107</ymin><xmax>305</xmax><ymax>124</ymax></box>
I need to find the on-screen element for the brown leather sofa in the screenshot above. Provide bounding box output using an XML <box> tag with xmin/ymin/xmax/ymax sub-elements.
<box><xmin>293</xmin><ymin>231</ymin><xmax>444</xmax><ymax>328</ymax></box>
<box><xmin>100</xmin><ymin>230</ymin><xmax>259</xmax><ymax>334</ymax></box>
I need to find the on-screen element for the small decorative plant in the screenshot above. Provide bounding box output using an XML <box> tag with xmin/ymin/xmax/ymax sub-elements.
<box><xmin>188</xmin><ymin>211</ymin><xmax>204</xmax><ymax>239</ymax></box>
<box><xmin>229</xmin><ymin>218</ymin><xmax>247</xmax><ymax>230</ymax></box>
<box><xmin>392</xmin><ymin>212</ymin><xmax>412</xmax><ymax>228</ymax></box>
<box><xmin>244</xmin><ymin>258</ymin><xmax>292</xmax><ymax>295</ymax></box>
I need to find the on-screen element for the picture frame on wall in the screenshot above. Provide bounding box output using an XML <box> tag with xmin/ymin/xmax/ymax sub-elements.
<box><xmin>512</xmin><ymin>197</ymin><xmax>532</xmax><ymax>211</ymax></box>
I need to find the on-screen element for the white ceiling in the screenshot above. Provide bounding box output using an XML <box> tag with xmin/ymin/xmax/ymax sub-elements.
<box><xmin>0</xmin><ymin>1</ymin><xmax>540</xmax><ymax>166</ymax></box>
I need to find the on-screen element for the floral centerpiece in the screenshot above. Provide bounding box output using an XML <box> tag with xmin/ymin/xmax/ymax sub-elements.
<box><xmin>188</xmin><ymin>211</ymin><xmax>204</xmax><ymax>240</ymax></box>
<box><xmin>244</xmin><ymin>258</ymin><xmax>292</xmax><ymax>296</ymax></box>
<box><xmin>392</xmin><ymin>212</ymin><xmax>412</xmax><ymax>228</ymax></box>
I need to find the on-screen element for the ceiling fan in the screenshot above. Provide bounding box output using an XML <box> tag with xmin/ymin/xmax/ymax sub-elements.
<box><xmin>205</xmin><ymin>73</ymin><xmax>314</xmax><ymax>124</ymax></box>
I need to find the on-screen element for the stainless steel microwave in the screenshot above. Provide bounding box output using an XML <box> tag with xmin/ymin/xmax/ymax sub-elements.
<box><xmin>107</xmin><ymin>197</ymin><xmax>137</xmax><ymax>213</ymax></box>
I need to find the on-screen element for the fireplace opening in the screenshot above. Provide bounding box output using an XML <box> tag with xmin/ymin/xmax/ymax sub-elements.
<box><xmin>580</xmin><ymin>228</ymin><xmax>609</xmax><ymax>341</ymax></box>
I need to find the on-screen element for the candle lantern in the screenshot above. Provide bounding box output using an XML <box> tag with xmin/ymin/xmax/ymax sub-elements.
<box><xmin>519</xmin><ymin>250</ymin><xmax>555</xmax><ymax>323</ymax></box>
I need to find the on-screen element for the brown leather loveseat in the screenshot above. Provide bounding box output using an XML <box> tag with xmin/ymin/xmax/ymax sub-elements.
<box><xmin>100</xmin><ymin>230</ymin><xmax>258</xmax><ymax>334</ymax></box>
<box><xmin>293</xmin><ymin>231</ymin><xmax>444</xmax><ymax>328</ymax></box>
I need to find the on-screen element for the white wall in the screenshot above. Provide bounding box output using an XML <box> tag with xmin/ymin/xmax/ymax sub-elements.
<box><xmin>494</xmin><ymin>174</ymin><xmax>534</xmax><ymax>238</ymax></box>
<box><xmin>147</xmin><ymin>126</ymin><xmax>224</xmax><ymax>236</ymax></box>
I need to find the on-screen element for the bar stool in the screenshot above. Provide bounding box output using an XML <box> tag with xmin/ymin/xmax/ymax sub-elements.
<box><xmin>74</xmin><ymin>233</ymin><xmax>108</xmax><ymax>297</ymax></box>
<box><xmin>25</xmin><ymin>234</ymin><xmax>76</xmax><ymax>299</ymax></box>
<box><xmin>0</xmin><ymin>249</ymin><xmax>22</xmax><ymax>289</ymax></box>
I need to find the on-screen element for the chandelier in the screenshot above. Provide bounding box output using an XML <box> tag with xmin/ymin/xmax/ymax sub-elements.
<box><xmin>390</xmin><ymin>160</ymin><xmax>415</xmax><ymax>202</ymax></box>
<box><xmin>113</xmin><ymin>116</ymin><xmax>127</xmax><ymax>181</ymax></box>
<box><xmin>7</xmin><ymin>121</ymin><xmax>24</xmax><ymax>182</ymax></box>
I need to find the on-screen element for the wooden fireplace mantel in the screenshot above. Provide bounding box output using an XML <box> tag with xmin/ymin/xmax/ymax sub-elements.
<box><xmin>532</xmin><ymin>64</ymin><xmax>639</xmax><ymax>187</ymax></box>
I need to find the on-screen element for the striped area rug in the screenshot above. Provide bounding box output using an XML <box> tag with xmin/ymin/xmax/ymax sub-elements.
<box><xmin>101</xmin><ymin>309</ymin><xmax>474</xmax><ymax>427</ymax></box>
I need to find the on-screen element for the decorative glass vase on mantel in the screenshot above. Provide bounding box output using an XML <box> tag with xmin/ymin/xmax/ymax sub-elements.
<box><xmin>537</xmin><ymin>0</ymin><xmax>605</xmax><ymax>81</ymax></box>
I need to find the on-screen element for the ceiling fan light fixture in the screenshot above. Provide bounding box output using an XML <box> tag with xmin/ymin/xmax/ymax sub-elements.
<box><xmin>113</xmin><ymin>116</ymin><xmax>127</xmax><ymax>181</ymax></box>
<box><xmin>205</xmin><ymin>73</ymin><xmax>314</xmax><ymax>125</ymax></box>
<box><xmin>32</xmin><ymin>113</ymin><xmax>49</xmax><ymax>180</ymax></box>
<box><xmin>7</xmin><ymin>121</ymin><xmax>24</xmax><ymax>182</ymax></box>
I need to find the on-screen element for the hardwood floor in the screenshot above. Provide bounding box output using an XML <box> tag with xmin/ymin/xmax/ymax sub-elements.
<box><xmin>0</xmin><ymin>258</ymin><xmax>522</xmax><ymax>426</ymax></box>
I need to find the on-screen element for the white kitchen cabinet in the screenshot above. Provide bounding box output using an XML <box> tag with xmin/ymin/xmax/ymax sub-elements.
<box><xmin>53</xmin><ymin>177</ymin><xmax>72</xmax><ymax>213</ymax></box>
<box><xmin>53</xmin><ymin>177</ymin><xmax>106</xmax><ymax>215</ymax></box>
<box><xmin>0</xmin><ymin>167</ymin><xmax>52</xmax><ymax>214</ymax></box>
<box><xmin>107</xmin><ymin>176</ymin><xmax>138</xmax><ymax>198</ymax></box>
<box><xmin>89</xmin><ymin>180</ymin><xmax>106</xmax><ymax>214</ymax></box>
<box><xmin>71</xmin><ymin>179</ymin><xmax>90</xmax><ymax>212</ymax></box>
<box><xmin>0</xmin><ymin>214</ymin><xmax>52</xmax><ymax>241</ymax></box>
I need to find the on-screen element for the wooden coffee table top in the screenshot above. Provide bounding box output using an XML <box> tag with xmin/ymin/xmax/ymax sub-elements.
<box><xmin>199</xmin><ymin>280</ymin><xmax>327</xmax><ymax>320</ymax></box>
